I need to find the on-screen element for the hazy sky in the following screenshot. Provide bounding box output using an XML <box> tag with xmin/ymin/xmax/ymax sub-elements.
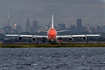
<box><xmin>0</xmin><ymin>0</ymin><xmax>105</xmax><ymax>29</ymax></box>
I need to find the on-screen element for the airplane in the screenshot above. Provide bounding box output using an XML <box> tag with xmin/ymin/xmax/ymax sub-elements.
<box><xmin>5</xmin><ymin>15</ymin><xmax>101</xmax><ymax>42</ymax></box>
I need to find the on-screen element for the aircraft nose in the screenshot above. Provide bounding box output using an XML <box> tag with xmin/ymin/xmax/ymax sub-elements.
<box><xmin>50</xmin><ymin>33</ymin><xmax>54</xmax><ymax>35</ymax></box>
<box><xmin>50</xmin><ymin>31</ymin><xmax>55</xmax><ymax>35</ymax></box>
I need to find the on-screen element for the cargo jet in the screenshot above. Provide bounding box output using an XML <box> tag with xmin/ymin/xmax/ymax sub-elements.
<box><xmin>5</xmin><ymin>15</ymin><xmax>101</xmax><ymax>42</ymax></box>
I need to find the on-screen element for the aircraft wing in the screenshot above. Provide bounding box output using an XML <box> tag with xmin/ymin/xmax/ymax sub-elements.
<box><xmin>57</xmin><ymin>34</ymin><xmax>101</xmax><ymax>38</ymax></box>
<box><xmin>56</xmin><ymin>30</ymin><xmax>68</xmax><ymax>32</ymax></box>
<box><xmin>5</xmin><ymin>34</ymin><xmax>48</xmax><ymax>38</ymax></box>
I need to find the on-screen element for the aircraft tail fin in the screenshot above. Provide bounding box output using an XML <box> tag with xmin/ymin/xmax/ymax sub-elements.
<box><xmin>52</xmin><ymin>15</ymin><xmax>54</xmax><ymax>28</ymax></box>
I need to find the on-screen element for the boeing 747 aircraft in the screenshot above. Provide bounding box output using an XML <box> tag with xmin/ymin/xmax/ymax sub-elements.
<box><xmin>5</xmin><ymin>15</ymin><xmax>101</xmax><ymax>42</ymax></box>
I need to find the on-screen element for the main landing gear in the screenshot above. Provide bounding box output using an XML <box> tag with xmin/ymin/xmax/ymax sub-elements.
<box><xmin>48</xmin><ymin>39</ymin><xmax>56</xmax><ymax>43</ymax></box>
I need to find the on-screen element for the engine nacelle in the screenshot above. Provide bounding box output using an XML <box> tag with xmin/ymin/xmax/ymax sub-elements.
<box><xmin>82</xmin><ymin>36</ymin><xmax>87</xmax><ymax>41</ymax></box>
<box><xmin>18</xmin><ymin>37</ymin><xmax>22</xmax><ymax>40</ymax></box>
<box><xmin>31</xmin><ymin>38</ymin><xmax>36</xmax><ymax>42</ymax></box>
<box><xmin>68</xmin><ymin>37</ymin><xmax>73</xmax><ymax>41</ymax></box>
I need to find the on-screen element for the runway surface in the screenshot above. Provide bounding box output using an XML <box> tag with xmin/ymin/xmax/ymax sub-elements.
<box><xmin>0</xmin><ymin>48</ymin><xmax>105</xmax><ymax>70</ymax></box>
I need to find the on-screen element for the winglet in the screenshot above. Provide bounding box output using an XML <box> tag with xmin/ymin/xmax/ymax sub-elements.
<box><xmin>52</xmin><ymin>15</ymin><xmax>54</xmax><ymax>28</ymax></box>
<box><xmin>100</xmin><ymin>33</ymin><xmax>101</xmax><ymax>36</ymax></box>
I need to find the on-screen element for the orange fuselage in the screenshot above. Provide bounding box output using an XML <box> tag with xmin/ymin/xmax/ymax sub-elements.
<box><xmin>47</xmin><ymin>28</ymin><xmax>57</xmax><ymax>40</ymax></box>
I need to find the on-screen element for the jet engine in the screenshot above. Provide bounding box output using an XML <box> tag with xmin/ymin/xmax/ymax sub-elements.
<box><xmin>68</xmin><ymin>37</ymin><xmax>73</xmax><ymax>41</ymax></box>
<box><xmin>31</xmin><ymin>38</ymin><xmax>36</xmax><ymax>42</ymax></box>
<box><xmin>18</xmin><ymin>37</ymin><xmax>22</xmax><ymax>40</ymax></box>
<box><xmin>82</xmin><ymin>36</ymin><xmax>87</xmax><ymax>41</ymax></box>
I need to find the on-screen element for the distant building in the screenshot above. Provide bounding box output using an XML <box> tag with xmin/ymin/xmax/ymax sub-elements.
<box><xmin>47</xmin><ymin>22</ymin><xmax>51</xmax><ymax>29</ymax></box>
<box><xmin>33</xmin><ymin>21</ymin><xmax>38</xmax><ymax>32</ymax></box>
<box><xmin>11</xmin><ymin>24</ymin><xmax>22</xmax><ymax>33</ymax></box>
<box><xmin>77</xmin><ymin>19</ymin><xmax>82</xmax><ymax>32</ymax></box>
<box><xmin>82</xmin><ymin>26</ymin><xmax>87</xmax><ymax>32</ymax></box>
<box><xmin>87</xmin><ymin>23</ymin><xmax>91</xmax><ymax>33</ymax></box>
<box><xmin>4</xmin><ymin>26</ymin><xmax>11</xmax><ymax>33</ymax></box>
<box><xmin>57</xmin><ymin>23</ymin><xmax>66</xmax><ymax>30</ymax></box>
<box><xmin>0</xmin><ymin>26</ymin><xmax>4</xmax><ymax>33</ymax></box>
<box><xmin>91</xmin><ymin>25</ymin><xmax>97</xmax><ymax>33</ymax></box>
<box><xmin>4</xmin><ymin>10</ymin><xmax>11</xmax><ymax>33</ymax></box>
<box><xmin>7</xmin><ymin>10</ymin><xmax>10</xmax><ymax>26</ymax></box>
<box><xmin>26</xmin><ymin>17</ymin><xmax>30</xmax><ymax>32</ymax></box>
<box><xmin>102</xmin><ymin>21</ymin><xmax>105</xmax><ymax>33</ymax></box>
<box><xmin>97</xmin><ymin>26</ymin><xmax>102</xmax><ymax>33</ymax></box>
<box><xmin>16</xmin><ymin>25</ymin><xmax>22</xmax><ymax>33</ymax></box>
<box><xmin>11</xmin><ymin>24</ymin><xmax>17</xmax><ymax>33</ymax></box>
<box><xmin>12</xmin><ymin>24</ymin><xmax>17</xmax><ymax>30</ymax></box>
<box><xmin>0</xmin><ymin>29</ymin><xmax>4</xmax><ymax>33</ymax></box>
<box><xmin>63</xmin><ymin>19</ymin><xmax>68</xmax><ymax>28</ymax></box>
<box><xmin>70</xmin><ymin>23</ymin><xmax>76</xmax><ymax>32</ymax></box>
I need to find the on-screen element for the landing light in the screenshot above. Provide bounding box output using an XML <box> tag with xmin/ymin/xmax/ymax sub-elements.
<box><xmin>51</xmin><ymin>39</ymin><xmax>53</xmax><ymax>41</ymax></box>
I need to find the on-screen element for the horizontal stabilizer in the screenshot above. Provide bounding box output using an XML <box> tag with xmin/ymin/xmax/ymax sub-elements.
<box><xmin>56</xmin><ymin>30</ymin><xmax>68</xmax><ymax>32</ymax></box>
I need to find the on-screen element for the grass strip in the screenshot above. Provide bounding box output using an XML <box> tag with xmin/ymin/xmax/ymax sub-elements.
<box><xmin>0</xmin><ymin>43</ymin><xmax>105</xmax><ymax>48</ymax></box>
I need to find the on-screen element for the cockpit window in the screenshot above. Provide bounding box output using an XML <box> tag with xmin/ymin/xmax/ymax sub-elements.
<box><xmin>50</xmin><ymin>29</ymin><xmax>54</xmax><ymax>30</ymax></box>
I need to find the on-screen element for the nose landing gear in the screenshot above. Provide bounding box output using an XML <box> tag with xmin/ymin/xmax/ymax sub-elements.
<box><xmin>48</xmin><ymin>39</ymin><xmax>56</xmax><ymax>43</ymax></box>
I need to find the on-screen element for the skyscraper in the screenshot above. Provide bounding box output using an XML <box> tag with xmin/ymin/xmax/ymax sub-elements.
<box><xmin>33</xmin><ymin>21</ymin><xmax>38</xmax><ymax>32</ymax></box>
<box><xmin>63</xmin><ymin>19</ymin><xmax>68</xmax><ymax>28</ymax></box>
<box><xmin>70</xmin><ymin>23</ymin><xmax>76</xmax><ymax>32</ymax></box>
<box><xmin>12</xmin><ymin>24</ymin><xmax>17</xmax><ymax>30</ymax></box>
<box><xmin>87</xmin><ymin>23</ymin><xmax>91</xmax><ymax>33</ymax></box>
<box><xmin>26</xmin><ymin>17</ymin><xmax>30</xmax><ymax>32</ymax></box>
<box><xmin>77</xmin><ymin>19</ymin><xmax>82</xmax><ymax>32</ymax></box>
<box><xmin>7</xmin><ymin>10</ymin><xmax>10</xmax><ymax>26</ymax></box>
<box><xmin>57</xmin><ymin>23</ymin><xmax>66</xmax><ymax>30</ymax></box>
<box><xmin>102</xmin><ymin>20</ymin><xmax>105</xmax><ymax>33</ymax></box>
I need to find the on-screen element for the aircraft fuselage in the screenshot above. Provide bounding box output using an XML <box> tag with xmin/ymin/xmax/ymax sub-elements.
<box><xmin>47</xmin><ymin>28</ymin><xmax>57</xmax><ymax>40</ymax></box>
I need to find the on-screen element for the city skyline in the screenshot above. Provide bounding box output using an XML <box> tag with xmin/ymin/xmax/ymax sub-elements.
<box><xmin>0</xmin><ymin>0</ymin><xmax>105</xmax><ymax>28</ymax></box>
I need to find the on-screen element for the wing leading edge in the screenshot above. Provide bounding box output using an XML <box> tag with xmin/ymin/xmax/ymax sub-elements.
<box><xmin>57</xmin><ymin>34</ymin><xmax>101</xmax><ymax>38</ymax></box>
<box><xmin>5</xmin><ymin>34</ymin><xmax>48</xmax><ymax>38</ymax></box>
<box><xmin>6</xmin><ymin>33</ymin><xmax>101</xmax><ymax>38</ymax></box>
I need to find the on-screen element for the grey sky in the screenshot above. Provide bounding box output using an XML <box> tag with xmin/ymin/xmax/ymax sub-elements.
<box><xmin>0</xmin><ymin>0</ymin><xmax>105</xmax><ymax>29</ymax></box>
